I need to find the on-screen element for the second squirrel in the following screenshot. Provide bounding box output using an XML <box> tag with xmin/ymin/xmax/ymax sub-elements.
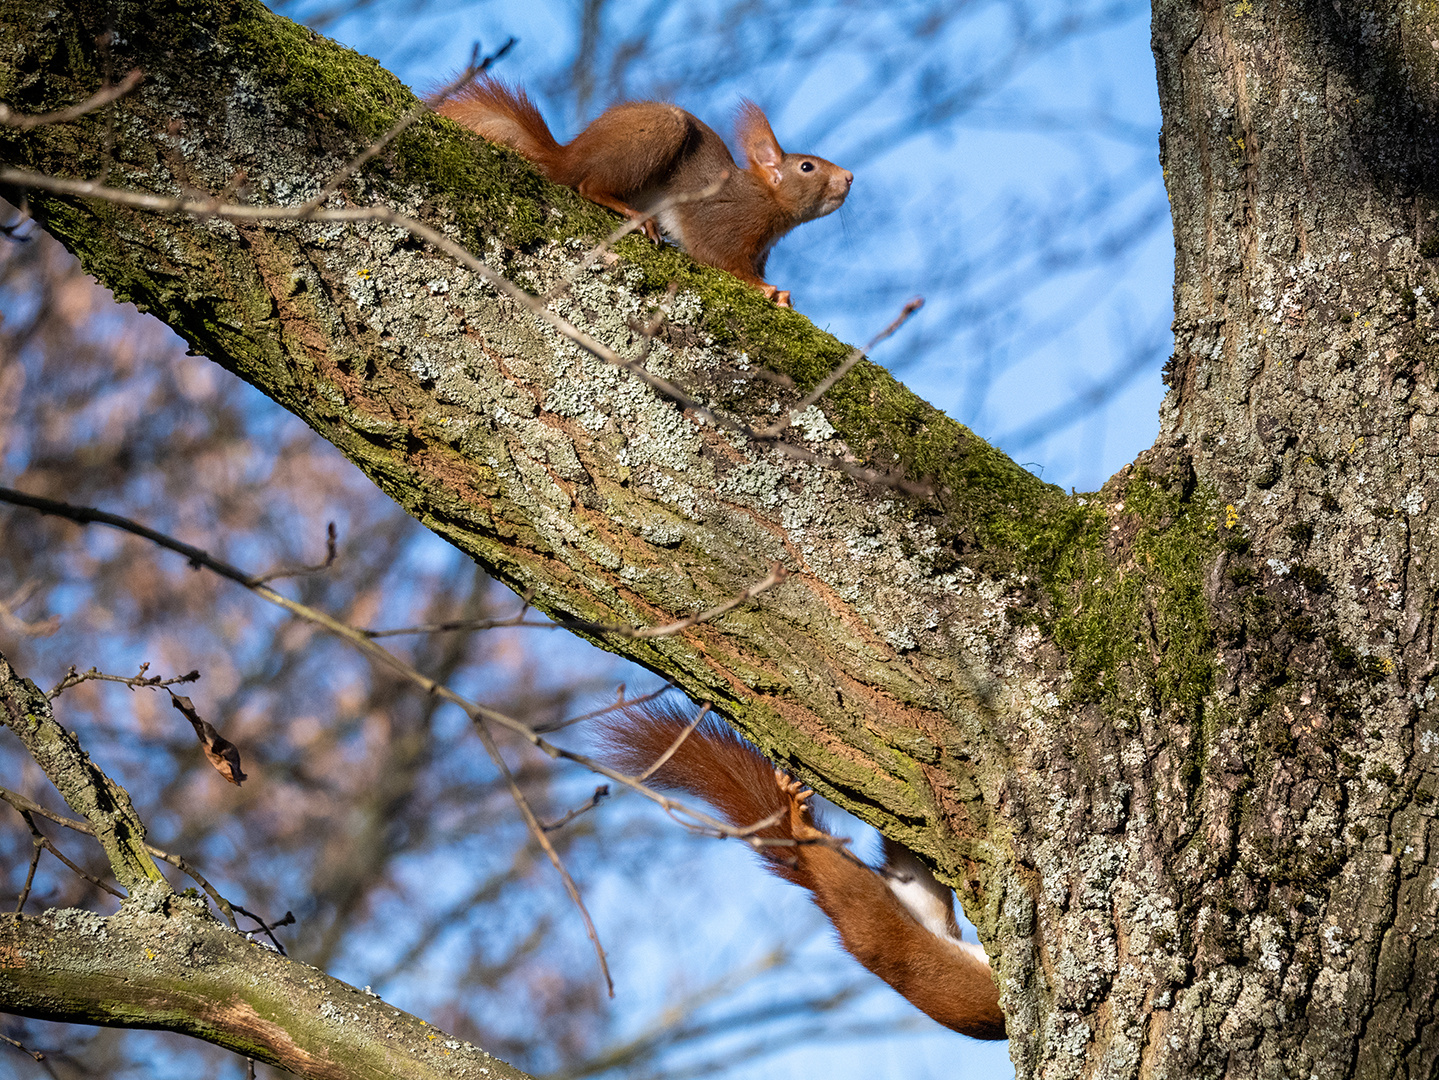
<box><xmin>598</xmin><ymin>703</ymin><xmax>1006</xmax><ymax>1040</ymax></box>
<box><xmin>437</xmin><ymin>80</ymin><xmax>853</xmax><ymax>308</ymax></box>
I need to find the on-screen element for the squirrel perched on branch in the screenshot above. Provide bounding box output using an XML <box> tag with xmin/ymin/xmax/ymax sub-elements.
<box><xmin>436</xmin><ymin>80</ymin><xmax>853</xmax><ymax>308</ymax></box>
<box><xmin>598</xmin><ymin>702</ymin><xmax>1006</xmax><ymax>1040</ymax></box>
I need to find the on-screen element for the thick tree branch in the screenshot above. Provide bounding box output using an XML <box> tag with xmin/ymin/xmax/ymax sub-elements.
<box><xmin>0</xmin><ymin>0</ymin><xmax>1079</xmax><ymax>868</ymax></box>
<box><xmin>0</xmin><ymin>905</ymin><xmax>534</xmax><ymax>1080</ymax></box>
<box><xmin>0</xmin><ymin>646</ymin><xmax>539</xmax><ymax>1078</ymax></box>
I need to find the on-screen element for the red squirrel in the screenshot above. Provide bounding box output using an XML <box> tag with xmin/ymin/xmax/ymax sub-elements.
<box><xmin>598</xmin><ymin>703</ymin><xmax>1006</xmax><ymax>1040</ymax></box>
<box><xmin>436</xmin><ymin>80</ymin><xmax>853</xmax><ymax>308</ymax></box>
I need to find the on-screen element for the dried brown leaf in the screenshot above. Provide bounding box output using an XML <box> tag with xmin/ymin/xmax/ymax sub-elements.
<box><xmin>170</xmin><ymin>692</ymin><xmax>246</xmax><ymax>785</ymax></box>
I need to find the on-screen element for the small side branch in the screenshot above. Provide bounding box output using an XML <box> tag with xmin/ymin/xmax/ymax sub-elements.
<box><xmin>755</xmin><ymin>298</ymin><xmax>924</xmax><ymax>438</ymax></box>
<box><xmin>0</xmin><ymin>487</ymin><xmax>790</xmax><ymax>993</ymax></box>
<box><xmin>0</xmin><ymin>654</ymin><xmax>167</xmax><ymax>894</ymax></box>
<box><xmin>49</xmin><ymin>662</ymin><xmax>200</xmax><ymax>699</ymax></box>
<box><xmin>542</xmin><ymin>786</ymin><xmax>610</xmax><ymax>832</ymax></box>
<box><xmin>0</xmin><ymin>787</ymin><xmax>236</xmax><ymax>927</ymax></box>
<box><xmin>16</xmin><ymin>810</ymin><xmax>125</xmax><ymax>900</ymax></box>
<box><xmin>365</xmin><ymin>564</ymin><xmax>787</xmax><ymax>641</ymax></box>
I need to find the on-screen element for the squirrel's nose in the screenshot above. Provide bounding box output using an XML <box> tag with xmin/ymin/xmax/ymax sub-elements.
<box><xmin>842</xmin><ymin>170</ymin><xmax>853</xmax><ymax>186</ymax></box>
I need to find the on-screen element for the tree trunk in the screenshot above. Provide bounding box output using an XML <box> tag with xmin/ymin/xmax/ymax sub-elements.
<box><xmin>0</xmin><ymin>0</ymin><xmax>1434</xmax><ymax>1076</ymax></box>
<box><xmin>1142</xmin><ymin>0</ymin><xmax>1439</xmax><ymax>1075</ymax></box>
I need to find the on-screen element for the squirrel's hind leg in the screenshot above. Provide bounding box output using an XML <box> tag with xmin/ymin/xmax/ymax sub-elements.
<box><xmin>572</xmin><ymin>182</ymin><xmax>662</xmax><ymax>242</ymax></box>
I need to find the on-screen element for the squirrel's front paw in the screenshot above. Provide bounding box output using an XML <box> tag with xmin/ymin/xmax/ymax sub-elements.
<box><xmin>773</xmin><ymin>769</ymin><xmax>826</xmax><ymax>840</ymax></box>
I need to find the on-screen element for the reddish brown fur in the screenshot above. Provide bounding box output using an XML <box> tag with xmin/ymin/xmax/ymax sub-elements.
<box><xmin>598</xmin><ymin>703</ymin><xmax>1006</xmax><ymax>1040</ymax></box>
<box><xmin>436</xmin><ymin>79</ymin><xmax>852</xmax><ymax>305</ymax></box>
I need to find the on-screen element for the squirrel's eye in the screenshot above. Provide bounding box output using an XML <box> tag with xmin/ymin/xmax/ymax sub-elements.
<box><xmin>800</xmin><ymin>161</ymin><xmax>815</xmax><ymax>172</ymax></box>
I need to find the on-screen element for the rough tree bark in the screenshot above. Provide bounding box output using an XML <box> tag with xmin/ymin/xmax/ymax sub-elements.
<box><xmin>0</xmin><ymin>0</ymin><xmax>1435</xmax><ymax>1077</ymax></box>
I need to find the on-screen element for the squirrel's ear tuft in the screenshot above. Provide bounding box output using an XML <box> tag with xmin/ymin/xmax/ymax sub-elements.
<box><xmin>736</xmin><ymin>100</ymin><xmax>784</xmax><ymax>187</ymax></box>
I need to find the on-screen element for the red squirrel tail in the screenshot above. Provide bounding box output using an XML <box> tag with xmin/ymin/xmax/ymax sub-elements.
<box><xmin>599</xmin><ymin>700</ymin><xmax>1008</xmax><ymax>1040</ymax></box>
<box><xmin>436</xmin><ymin>78</ymin><xmax>566</xmax><ymax>179</ymax></box>
<box><xmin>596</xmin><ymin>701</ymin><xmax>817</xmax><ymax>886</ymax></box>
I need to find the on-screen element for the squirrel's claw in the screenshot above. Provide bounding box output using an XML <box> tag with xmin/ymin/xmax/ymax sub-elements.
<box><xmin>773</xmin><ymin>769</ymin><xmax>826</xmax><ymax>840</ymax></box>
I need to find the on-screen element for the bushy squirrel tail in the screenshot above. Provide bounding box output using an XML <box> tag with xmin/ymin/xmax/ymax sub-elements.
<box><xmin>437</xmin><ymin>78</ymin><xmax>567</xmax><ymax>180</ymax></box>
<box><xmin>597</xmin><ymin>699</ymin><xmax>1008</xmax><ymax>1040</ymax></box>
<box><xmin>595</xmin><ymin>701</ymin><xmax>815</xmax><ymax>886</ymax></box>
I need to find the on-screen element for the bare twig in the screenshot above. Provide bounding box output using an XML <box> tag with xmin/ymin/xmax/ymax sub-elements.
<box><xmin>0</xmin><ymin>1031</ymin><xmax>45</xmax><ymax>1062</ymax></box>
<box><xmin>535</xmin><ymin>682</ymin><xmax>677</xmax><ymax>734</ymax></box>
<box><xmin>253</xmin><ymin>521</ymin><xmax>339</xmax><ymax>584</ymax></box>
<box><xmin>637</xmin><ymin>703</ymin><xmax>711</xmax><ymax>781</ymax></box>
<box><xmin>472</xmin><ymin>716</ymin><xmax>614</xmax><ymax>996</ymax></box>
<box><xmin>756</xmin><ymin>298</ymin><xmax>925</xmax><ymax>438</ymax></box>
<box><xmin>363</xmin><ymin>612</ymin><xmax>553</xmax><ymax>637</ymax></box>
<box><xmin>0</xmin><ymin>787</ymin><xmax>238</xmax><ymax>928</ymax></box>
<box><xmin>232</xmin><ymin>906</ymin><xmax>295</xmax><ymax>954</ymax></box>
<box><xmin>18</xmin><ymin>812</ymin><xmax>125</xmax><ymax>900</ymax></box>
<box><xmin>0</xmin><ymin>69</ymin><xmax>143</xmax><ymax>130</ymax></box>
<box><xmin>49</xmin><ymin>662</ymin><xmax>200</xmax><ymax>699</ymax></box>
<box><xmin>623</xmin><ymin>566</ymin><xmax>788</xmax><ymax>640</ymax></box>
<box><xmin>543</xmin><ymin>173</ymin><xmax>729</xmax><ymax>303</ymax></box>
<box><xmin>542</xmin><ymin>785</ymin><xmax>610</xmax><ymax>832</ymax></box>
<box><xmin>365</xmin><ymin>564</ymin><xmax>787</xmax><ymax>641</ymax></box>
<box><xmin>14</xmin><ymin>820</ymin><xmax>41</xmax><ymax>913</ymax></box>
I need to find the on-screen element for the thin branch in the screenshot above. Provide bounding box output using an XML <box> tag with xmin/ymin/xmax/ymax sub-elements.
<box><xmin>637</xmin><ymin>703</ymin><xmax>710</xmax><ymax>781</ymax></box>
<box><xmin>16</xmin><ymin>811</ymin><xmax>125</xmax><ymax>900</ymax></box>
<box><xmin>471</xmin><ymin>715</ymin><xmax>614</xmax><ymax>996</ymax></box>
<box><xmin>541</xmin><ymin>786</ymin><xmax>610</xmax><ymax>832</ymax></box>
<box><xmin>755</xmin><ymin>298</ymin><xmax>925</xmax><ymax>438</ymax></box>
<box><xmin>542</xmin><ymin>172</ymin><xmax>729</xmax><ymax>303</ymax></box>
<box><xmin>49</xmin><ymin>662</ymin><xmax>200</xmax><ymax>699</ymax></box>
<box><xmin>232</xmin><ymin>906</ymin><xmax>296</xmax><ymax>954</ymax></box>
<box><xmin>623</xmin><ymin>566</ymin><xmax>787</xmax><ymax>640</ymax></box>
<box><xmin>534</xmin><ymin>682</ymin><xmax>677</xmax><ymax>734</ymax></box>
<box><xmin>0</xmin><ymin>1031</ymin><xmax>45</xmax><ymax>1062</ymax></box>
<box><xmin>14</xmin><ymin>822</ymin><xmax>41</xmax><ymax>913</ymax></box>
<box><xmin>0</xmin><ymin>787</ymin><xmax>238</xmax><ymax>928</ymax></box>
<box><xmin>253</xmin><ymin>520</ymin><xmax>338</xmax><ymax>584</ymax></box>
<box><xmin>365</xmin><ymin>564</ymin><xmax>786</xmax><ymax>641</ymax></box>
<box><xmin>0</xmin><ymin>69</ymin><xmax>143</xmax><ymax>130</ymax></box>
